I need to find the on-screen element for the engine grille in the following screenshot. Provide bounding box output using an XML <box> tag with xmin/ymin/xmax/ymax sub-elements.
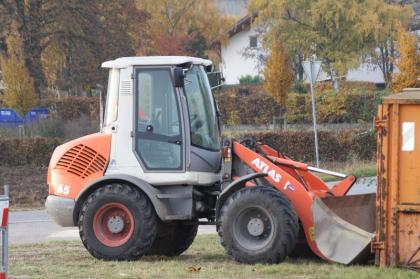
<box><xmin>56</xmin><ymin>144</ymin><xmax>107</xmax><ymax>179</ymax></box>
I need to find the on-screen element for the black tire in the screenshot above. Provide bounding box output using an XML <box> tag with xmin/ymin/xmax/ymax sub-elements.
<box><xmin>78</xmin><ymin>184</ymin><xmax>157</xmax><ymax>260</ymax></box>
<box><xmin>217</xmin><ymin>186</ymin><xmax>299</xmax><ymax>264</ymax></box>
<box><xmin>147</xmin><ymin>220</ymin><xmax>198</xmax><ymax>256</ymax></box>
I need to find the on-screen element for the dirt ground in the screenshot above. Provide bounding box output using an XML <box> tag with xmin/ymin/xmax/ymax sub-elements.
<box><xmin>0</xmin><ymin>166</ymin><xmax>47</xmax><ymax>209</ymax></box>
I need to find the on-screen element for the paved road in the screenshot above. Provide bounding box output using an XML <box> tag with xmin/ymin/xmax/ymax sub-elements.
<box><xmin>9</xmin><ymin>211</ymin><xmax>217</xmax><ymax>245</ymax></box>
<box><xmin>9</xmin><ymin>177</ymin><xmax>376</xmax><ymax>245</ymax></box>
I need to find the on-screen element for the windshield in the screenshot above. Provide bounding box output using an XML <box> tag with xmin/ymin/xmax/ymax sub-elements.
<box><xmin>184</xmin><ymin>65</ymin><xmax>221</xmax><ymax>151</ymax></box>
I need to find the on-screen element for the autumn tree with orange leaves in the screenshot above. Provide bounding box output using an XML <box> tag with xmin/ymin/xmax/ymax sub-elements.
<box><xmin>0</xmin><ymin>35</ymin><xmax>36</xmax><ymax>115</ymax></box>
<box><xmin>392</xmin><ymin>27</ymin><xmax>420</xmax><ymax>92</ymax></box>
<box><xmin>136</xmin><ymin>0</ymin><xmax>233</xmax><ymax>63</ymax></box>
<box><xmin>263</xmin><ymin>42</ymin><xmax>293</xmax><ymax>111</ymax></box>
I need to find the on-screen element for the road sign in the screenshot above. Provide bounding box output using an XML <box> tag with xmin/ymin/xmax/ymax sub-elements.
<box><xmin>302</xmin><ymin>60</ymin><xmax>322</xmax><ymax>84</ymax></box>
<box><xmin>302</xmin><ymin>59</ymin><xmax>322</xmax><ymax>168</ymax></box>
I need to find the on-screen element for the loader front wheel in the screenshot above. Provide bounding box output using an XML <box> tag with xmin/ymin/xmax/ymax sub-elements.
<box><xmin>78</xmin><ymin>184</ymin><xmax>157</xmax><ymax>260</ymax></box>
<box><xmin>218</xmin><ymin>186</ymin><xmax>299</xmax><ymax>264</ymax></box>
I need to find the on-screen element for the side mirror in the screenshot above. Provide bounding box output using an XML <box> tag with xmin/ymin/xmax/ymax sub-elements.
<box><xmin>174</xmin><ymin>67</ymin><xmax>185</xmax><ymax>87</ymax></box>
<box><xmin>205</xmin><ymin>65</ymin><xmax>214</xmax><ymax>73</ymax></box>
<box><xmin>208</xmin><ymin>71</ymin><xmax>225</xmax><ymax>90</ymax></box>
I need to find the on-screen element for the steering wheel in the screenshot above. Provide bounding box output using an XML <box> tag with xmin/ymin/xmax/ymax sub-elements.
<box><xmin>191</xmin><ymin>118</ymin><xmax>207</xmax><ymax>133</ymax></box>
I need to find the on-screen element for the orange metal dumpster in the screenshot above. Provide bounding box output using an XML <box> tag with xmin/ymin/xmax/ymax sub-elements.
<box><xmin>374</xmin><ymin>88</ymin><xmax>420</xmax><ymax>270</ymax></box>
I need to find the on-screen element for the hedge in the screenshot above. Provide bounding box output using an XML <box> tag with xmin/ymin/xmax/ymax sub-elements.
<box><xmin>215</xmin><ymin>86</ymin><xmax>280</xmax><ymax>126</ymax></box>
<box><xmin>286</xmin><ymin>90</ymin><xmax>388</xmax><ymax>124</ymax></box>
<box><xmin>232</xmin><ymin>129</ymin><xmax>376</xmax><ymax>163</ymax></box>
<box><xmin>215</xmin><ymin>85</ymin><xmax>389</xmax><ymax>125</ymax></box>
<box><xmin>39</xmin><ymin>97</ymin><xmax>100</xmax><ymax>121</ymax></box>
<box><xmin>0</xmin><ymin>129</ymin><xmax>375</xmax><ymax>167</ymax></box>
<box><xmin>0</xmin><ymin>137</ymin><xmax>64</xmax><ymax>167</ymax></box>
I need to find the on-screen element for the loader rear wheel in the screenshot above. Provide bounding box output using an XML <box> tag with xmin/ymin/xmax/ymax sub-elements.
<box><xmin>218</xmin><ymin>186</ymin><xmax>299</xmax><ymax>264</ymax></box>
<box><xmin>147</xmin><ymin>220</ymin><xmax>198</xmax><ymax>256</ymax></box>
<box><xmin>78</xmin><ymin>184</ymin><xmax>157</xmax><ymax>260</ymax></box>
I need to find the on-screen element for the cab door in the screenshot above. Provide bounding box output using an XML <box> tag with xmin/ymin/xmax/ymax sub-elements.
<box><xmin>134</xmin><ymin>68</ymin><xmax>184</xmax><ymax>171</ymax></box>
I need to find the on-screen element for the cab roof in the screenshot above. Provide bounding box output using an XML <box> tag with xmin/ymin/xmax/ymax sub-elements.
<box><xmin>102</xmin><ymin>56</ymin><xmax>212</xmax><ymax>69</ymax></box>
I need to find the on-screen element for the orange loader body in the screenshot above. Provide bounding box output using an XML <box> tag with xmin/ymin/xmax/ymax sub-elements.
<box><xmin>46</xmin><ymin>56</ymin><xmax>376</xmax><ymax>265</ymax></box>
<box><xmin>48</xmin><ymin>133</ymin><xmax>111</xmax><ymax>200</ymax></box>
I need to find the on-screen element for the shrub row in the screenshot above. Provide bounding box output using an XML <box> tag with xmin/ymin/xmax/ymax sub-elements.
<box><xmin>215</xmin><ymin>86</ymin><xmax>280</xmax><ymax>126</ymax></box>
<box><xmin>39</xmin><ymin>97</ymin><xmax>100</xmax><ymax>121</ymax></box>
<box><xmin>0</xmin><ymin>137</ymin><xmax>64</xmax><ymax>167</ymax></box>
<box><xmin>232</xmin><ymin>129</ymin><xmax>376</xmax><ymax>162</ymax></box>
<box><xmin>286</xmin><ymin>90</ymin><xmax>388</xmax><ymax>124</ymax></box>
<box><xmin>0</xmin><ymin>128</ymin><xmax>375</xmax><ymax>167</ymax></box>
<box><xmin>311</xmin><ymin>81</ymin><xmax>379</xmax><ymax>93</ymax></box>
<box><xmin>215</xmin><ymin>85</ymin><xmax>389</xmax><ymax>125</ymax></box>
<box><xmin>35</xmin><ymin>83</ymin><xmax>384</xmax><ymax>127</ymax></box>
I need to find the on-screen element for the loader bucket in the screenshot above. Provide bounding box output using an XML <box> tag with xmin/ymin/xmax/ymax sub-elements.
<box><xmin>312</xmin><ymin>194</ymin><xmax>376</xmax><ymax>264</ymax></box>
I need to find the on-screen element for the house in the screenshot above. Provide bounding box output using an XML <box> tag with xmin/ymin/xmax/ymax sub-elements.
<box><xmin>218</xmin><ymin>0</ymin><xmax>420</xmax><ymax>85</ymax></box>
<box><xmin>220</xmin><ymin>14</ymin><xmax>265</xmax><ymax>85</ymax></box>
<box><xmin>220</xmin><ymin>14</ymin><xmax>390</xmax><ymax>85</ymax></box>
<box><xmin>214</xmin><ymin>0</ymin><xmax>248</xmax><ymax>16</ymax></box>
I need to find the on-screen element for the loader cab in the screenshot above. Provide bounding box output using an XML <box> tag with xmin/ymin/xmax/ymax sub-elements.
<box><xmin>101</xmin><ymin>57</ymin><xmax>222</xmax><ymax>185</ymax></box>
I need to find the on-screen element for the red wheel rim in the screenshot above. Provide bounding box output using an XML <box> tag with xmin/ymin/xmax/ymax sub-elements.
<box><xmin>93</xmin><ymin>203</ymin><xmax>135</xmax><ymax>247</ymax></box>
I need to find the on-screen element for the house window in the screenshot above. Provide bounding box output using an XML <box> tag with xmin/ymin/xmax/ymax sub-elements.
<box><xmin>249</xmin><ymin>35</ymin><xmax>258</xmax><ymax>48</ymax></box>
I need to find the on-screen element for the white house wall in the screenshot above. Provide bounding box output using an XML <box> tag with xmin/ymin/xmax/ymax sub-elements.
<box><xmin>221</xmin><ymin>29</ymin><xmax>262</xmax><ymax>84</ymax></box>
<box><xmin>346</xmin><ymin>63</ymin><xmax>385</xmax><ymax>83</ymax></box>
<box><xmin>307</xmin><ymin>63</ymin><xmax>386</xmax><ymax>84</ymax></box>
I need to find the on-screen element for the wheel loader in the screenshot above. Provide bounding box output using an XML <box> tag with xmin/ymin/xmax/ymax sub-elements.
<box><xmin>46</xmin><ymin>56</ymin><xmax>375</xmax><ymax>264</ymax></box>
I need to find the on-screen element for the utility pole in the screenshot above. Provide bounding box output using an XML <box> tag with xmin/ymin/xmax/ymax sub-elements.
<box><xmin>302</xmin><ymin>57</ymin><xmax>322</xmax><ymax>168</ymax></box>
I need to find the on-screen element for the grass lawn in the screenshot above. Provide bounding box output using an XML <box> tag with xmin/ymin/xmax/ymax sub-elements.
<box><xmin>9</xmin><ymin>235</ymin><xmax>416</xmax><ymax>279</ymax></box>
<box><xmin>318</xmin><ymin>161</ymin><xmax>376</xmax><ymax>182</ymax></box>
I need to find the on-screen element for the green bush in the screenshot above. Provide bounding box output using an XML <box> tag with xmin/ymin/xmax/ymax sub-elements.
<box><xmin>290</xmin><ymin>81</ymin><xmax>307</xmax><ymax>93</ymax></box>
<box><xmin>238</xmin><ymin>75</ymin><xmax>263</xmax><ymax>85</ymax></box>
<box><xmin>230</xmin><ymin>129</ymin><xmax>376</xmax><ymax>162</ymax></box>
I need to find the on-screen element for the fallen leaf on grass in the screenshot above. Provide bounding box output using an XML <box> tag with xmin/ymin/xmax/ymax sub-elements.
<box><xmin>188</xmin><ymin>266</ymin><xmax>202</xmax><ymax>272</ymax></box>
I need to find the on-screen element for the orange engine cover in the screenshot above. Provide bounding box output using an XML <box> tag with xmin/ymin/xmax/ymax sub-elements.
<box><xmin>47</xmin><ymin>133</ymin><xmax>111</xmax><ymax>199</ymax></box>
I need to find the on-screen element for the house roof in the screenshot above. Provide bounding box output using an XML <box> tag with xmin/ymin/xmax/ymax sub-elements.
<box><xmin>102</xmin><ymin>56</ymin><xmax>212</xmax><ymax>69</ymax></box>
<box><xmin>228</xmin><ymin>13</ymin><xmax>257</xmax><ymax>37</ymax></box>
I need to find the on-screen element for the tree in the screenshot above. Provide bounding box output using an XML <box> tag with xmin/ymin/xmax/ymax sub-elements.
<box><xmin>0</xmin><ymin>35</ymin><xmax>36</xmax><ymax>115</ymax></box>
<box><xmin>136</xmin><ymin>0</ymin><xmax>233</xmax><ymax>62</ymax></box>
<box><xmin>40</xmin><ymin>0</ymin><xmax>104</xmax><ymax>96</ymax></box>
<box><xmin>249</xmin><ymin>0</ymin><xmax>408</xmax><ymax>90</ymax></box>
<box><xmin>0</xmin><ymin>0</ymin><xmax>46</xmax><ymax>97</ymax></box>
<box><xmin>263</xmin><ymin>42</ymin><xmax>293</xmax><ymax>110</ymax></box>
<box><xmin>363</xmin><ymin>1</ymin><xmax>413</xmax><ymax>86</ymax></box>
<box><xmin>97</xmin><ymin>0</ymin><xmax>150</xmax><ymax>59</ymax></box>
<box><xmin>1</xmin><ymin>0</ymin><xmax>150</xmax><ymax>97</ymax></box>
<box><xmin>392</xmin><ymin>27</ymin><xmax>420</xmax><ymax>92</ymax></box>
